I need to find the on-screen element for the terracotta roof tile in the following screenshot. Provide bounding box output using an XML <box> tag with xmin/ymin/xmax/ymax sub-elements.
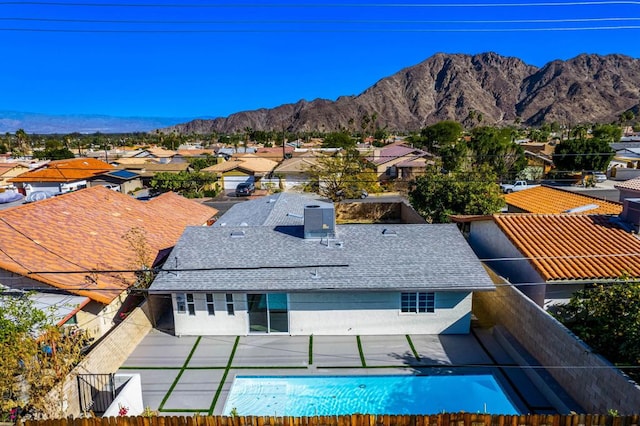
<box><xmin>0</xmin><ymin>186</ymin><xmax>217</xmax><ymax>304</ymax></box>
<box><xmin>504</xmin><ymin>185</ymin><xmax>622</xmax><ymax>215</ymax></box>
<box><xmin>9</xmin><ymin>158</ymin><xmax>113</xmax><ymax>183</ymax></box>
<box><xmin>494</xmin><ymin>214</ymin><xmax>640</xmax><ymax>281</ymax></box>
<box><xmin>614</xmin><ymin>176</ymin><xmax>640</xmax><ymax>191</ymax></box>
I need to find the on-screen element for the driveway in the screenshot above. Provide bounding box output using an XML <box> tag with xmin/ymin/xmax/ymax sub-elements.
<box><xmin>118</xmin><ymin>330</ymin><xmax>577</xmax><ymax>416</ymax></box>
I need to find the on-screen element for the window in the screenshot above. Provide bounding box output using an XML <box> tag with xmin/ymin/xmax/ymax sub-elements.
<box><xmin>176</xmin><ymin>294</ymin><xmax>186</xmax><ymax>314</ymax></box>
<box><xmin>226</xmin><ymin>293</ymin><xmax>235</xmax><ymax>316</ymax></box>
<box><xmin>186</xmin><ymin>293</ymin><xmax>196</xmax><ymax>316</ymax></box>
<box><xmin>206</xmin><ymin>293</ymin><xmax>215</xmax><ymax>316</ymax></box>
<box><xmin>401</xmin><ymin>292</ymin><xmax>435</xmax><ymax>313</ymax></box>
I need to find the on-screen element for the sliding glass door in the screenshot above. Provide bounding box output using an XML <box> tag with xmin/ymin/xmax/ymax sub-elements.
<box><xmin>247</xmin><ymin>293</ymin><xmax>289</xmax><ymax>333</ymax></box>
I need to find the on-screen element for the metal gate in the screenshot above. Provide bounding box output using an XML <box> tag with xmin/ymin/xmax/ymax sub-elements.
<box><xmin>77</xmin><ymin>373</ymin><xmax>115</xmax><ymax>414</ymax></box>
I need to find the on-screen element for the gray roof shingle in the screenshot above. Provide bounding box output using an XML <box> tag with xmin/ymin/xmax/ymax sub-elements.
<box><xmin>150</xmin><ymin>222</ymin><xmax>495</xmax><ymax>293</ymax></box>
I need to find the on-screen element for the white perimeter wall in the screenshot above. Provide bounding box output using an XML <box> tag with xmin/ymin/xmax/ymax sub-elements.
<box><xmin>468</xmin><ymin>220</ymin><xmax>546</xmax><ymax>305</ymax></box>
<box><xmin>171</xmin><ymin>291</ymin><xmax>472</xmax><ymax>336</ymax></box>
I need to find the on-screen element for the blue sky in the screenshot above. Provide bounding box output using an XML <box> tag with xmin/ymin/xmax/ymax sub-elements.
<box><xmin>1</xmin><ymin>0</ymin><xmax>639</xmax><ymax>120</ymax></box>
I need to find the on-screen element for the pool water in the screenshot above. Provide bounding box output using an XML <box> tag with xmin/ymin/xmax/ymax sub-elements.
<box><xmin>223</xmin><ymin>374</ymin><xmax>520</xmax><ymax>416</ymax></box>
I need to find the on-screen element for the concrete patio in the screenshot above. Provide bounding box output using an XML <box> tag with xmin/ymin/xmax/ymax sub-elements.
<box><xmin>118</xmin><ymin>329</ymin><xmax>578</xmax><ymax>416</ymax></box>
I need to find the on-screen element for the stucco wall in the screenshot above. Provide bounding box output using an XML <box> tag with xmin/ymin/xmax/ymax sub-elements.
<box><xmin>76</xmin><ymin>296</ymin><xmax>125</xmax><ymax>339</ymax></box>
<box><xmin>473</xmin><ymin>284</ymin><xmax>640</xmax><ymax>414</ymax></box>
<box><xmin>468</xmin><ymin>220</ymin><xmax>546</xmax><ymax>305</ymax></box>
<box><xmin>51</xmin><ymin>300</ymin><xmax>157</xmax><ymax>418</ymax></box>
<box><xmin>173</xmin><ymin>292</ymin><xmax>248</xmax><ymax>336</ymax></box>
<box><xmin>172</xmin><ymin>291</ymin><xmax>472</xmax><ymax>336</ymax></box>
<box><xmin>289</xmin><ymin>291</ymin><xmax>471</xmax><ymax>335</ymax></box>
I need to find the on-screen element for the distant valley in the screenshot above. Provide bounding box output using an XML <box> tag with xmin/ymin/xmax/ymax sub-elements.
<box><xmin>0</xmin><ymin>110</ymin><xmax>185</xmax><ymax>134</ymax></box>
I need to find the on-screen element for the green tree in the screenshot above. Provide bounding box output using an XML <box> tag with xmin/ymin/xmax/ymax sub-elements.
<box><xmin>552</xmin><ymin>137</ymin><xmax>614</xmax><ymax>172</ymax></box>
<box><xmin>469</xmin><ymin>127</ymin><xmax>527</xmax><ymax>181</ymax></box>
<box><xmin>150</xmin><ymin>171</ymin><xmax>218</xmax><ymax>198</ymax></box>
<box><xmin>322</xmin><ymin>132</ymin><xmax>356</xmax><ymax>149</ymax></box>
<box><xmin>32</xmin><ymin>148</ymin><xmax>75</xmax><ymax>161</ymax></box>
<box><xmin>553</xmin><ymin>282</ymin><xmax>640</xmax><ymax>382</ymax></box>
<box><xmin>418</xmin><ymin>121</ymin><xmax>463</xmax><ymax>152</ymax></box>
<box><xmin>302</xmin><ymin>150</ymin><xmax>378</xmax><ymax>201</ymax></box>
<box><xmin>408</xmin><ymin>166</ymin><xmax>504</xmax><ymax>223</ymax></box>
<box><xmin>188</xmin><ymin>155</ymin><xmax>220</xmax><ymax>172</ymax></box>
<box><xmin>592</xmin><ymin>123</ymin><xmax>622</xmax><ymax>143</ymax></box>
<box><xmin>1</xmin><ymin>290</ymin><xmax>85</xmax><ymax>418</ymax></box>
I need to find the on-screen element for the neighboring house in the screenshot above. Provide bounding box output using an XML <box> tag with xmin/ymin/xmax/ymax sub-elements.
<box><xmin>117</xmin><ymin>162</ymin><xmax>191</xmax><ymax>187</ymax></box>
<box><xmin>255</xmin><ymin>146</ymin><xmax>295</xmax><ymax>161</ymax></box>
<box><xmin>202</xmin><ymin>155</ymin><xmax>279</xmax><ymax>191</ymax></box>
<box><xmin>87</xmin><ymin>169</ymin><xmax>144</xmax><ymax>194</ymax></box>
<box><xmin>504</xmin><ymin>185</ymin><xmax>622</xmax><ymax>215</ymax></box>
<box><xmin>172</xmin><ymin>149</ymin><xmax>218</xmax><ymax>164</ymax></box>
<box><xmin>453</xmin><ymin>204</ymin><xmax>640</xmax><ymax>309</ymax></box>
<box><xmin>217</xmin><ymin>147</ymin><xmax>257</xmax><ymax>159</ymax></box>
<box><xmin>149</xmin><ymin>198</ymin><xmax>495</xmax><ymax>336</ymax></box>
<box><xmin>9</xmin><ymin>158</ymin><xmax>114</xmax><ymax>196</ymax></box>
<box><xmin>0</xmin><ymin>162</ymin><xmax>29</xmax><ymax>188</ymax></box>
<box><xmin>365</xmin><ymin>143</ymin><xmax>433</xmax><ymax>180</ymax></box>
<box><xmin>521</xmin><ymin>149</ymin><xmax>553</xmax><ymax>180</ymax></box>
<box><xmin>614</xmin><ymin>176</ymin><xmax>640</xmax><ymax>201</ymax></box>
<box><xmin>271</xmin><ymin>152</ymin><xmax>322</xmax><ymax>190</ymax></box>
<box><xmin>0</xmin><ymin>186</ymin><xmax>217</xmax><ymax>338</ymax></box>
<box><xmin>133</xmin><ymin>147</ymin><xmax>177</xmax><ymax>164</ymax></box>
<box><xmin>111</xmin><ymin>157</ymin><xmax>160</xmax><ymax>167</ymax></box>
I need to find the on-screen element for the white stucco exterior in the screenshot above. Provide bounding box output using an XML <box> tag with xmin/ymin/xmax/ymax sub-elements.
<box><xmin>468</xmin><ymin>220</ymin><xmax>548</xmax><ymax>306</ymax></box>
<box><xmin>171</xmin><ymin>291</ymin><xmax>473</xmax><ymax>336</ymax></box>
<box><xmin>21</xmin><ymin>180</ymin><xmax>87</xmax><ymax>196</ymax></box>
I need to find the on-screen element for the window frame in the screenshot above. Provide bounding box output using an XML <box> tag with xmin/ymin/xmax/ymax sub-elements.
<box><xmin>176</xmin><ymin>294</ymin><xmax>186</xmax><ymax>314</ymax></box>
<box><xmin>205</xmin><ymin>293</ymin><xmax>215</xmax><ymax>316</ymax></box>
<box><xmin>186</xmin><ymin>293</ymin><xmax>196</xmax><ymax>316</ymax></box>
<box><xmin>400</xmin><ymin>292</ymin><xmax>435</xmax><ymax>314</ymax></box>
<box><xmin>226</xmin><ymin>293</ymin><xmax>235</xmax><ymax>316</ymax></box>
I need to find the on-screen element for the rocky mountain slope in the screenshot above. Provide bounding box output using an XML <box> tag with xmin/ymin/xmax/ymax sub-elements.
<box><xmin>163</xmin><ymin>52</ymin><xmax>640</xmax><ymax>134</ymax></box>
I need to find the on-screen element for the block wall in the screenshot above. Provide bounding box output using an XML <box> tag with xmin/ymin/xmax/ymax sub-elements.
<box><xmin>473</xmin><ymin>285</ymin><xmax>640</xmax><ymax>413</ymax></box>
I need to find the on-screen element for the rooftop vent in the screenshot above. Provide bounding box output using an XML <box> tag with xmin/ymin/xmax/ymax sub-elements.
<box><xmin>230</xmin><ymin>230</ymin><xmax>246</xmax><ymax>238</ymax></box>
<box><xmin>304</xmin><ymin>203</ymin><xmax>335</xmax><ymax>239</ymax></box>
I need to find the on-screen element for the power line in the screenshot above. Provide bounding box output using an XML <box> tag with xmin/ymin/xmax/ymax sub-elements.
<box><xmin>2</xmin><ymin>1</ymin><xmax>639</xmax><ymax>8</ymax></box>
<box><xmin>2</xmin><ymin>25</ymin><xmax>640</xmax><ymax>33</ymax></box>
<box><xmin>2</xmin><ymin>16</ymin><xmax>639</xmax><ymax>25</ymax></box>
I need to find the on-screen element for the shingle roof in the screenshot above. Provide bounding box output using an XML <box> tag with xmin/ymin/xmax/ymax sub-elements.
<box><xmin>504</xmin><ymin>185</ymin><xmax>622</xmax><ymax>215</ymax></box>
<box><xmin>366</xmin><ymin>144</ymin><xmax>430</xmax><ymax>166</ymax></box>
<box><xmin>614</xmin><ymin>176</ymin><xmax>640</xmax><ymax>191</ymax></box>
<box><xmin>150</xmin><ymin>223</ymin><xmax>495</xmax><ymax>293</ymax></box>
<box><xmin>0</xmin><ymin>186</ymin><xmax>217</xmax><ymax>304</ymax></box>
<box><xmin>215</xmin><ymin>192</ymin><xmax>331</xmax><ymax>227</ymax></box>
<box><xmin>202</xmin><ymin>157</ymin><xmax>278</xmax><ymax>174</ymax></box>
<box><xmin>9</xmin><ymin>158</ymin><xmax>113</xmax><ymax>183</ymax></box>
<box><xmin>493</xmin><ymin>214</ymin><xmax>640</xmax><ymax>281</ymax></box>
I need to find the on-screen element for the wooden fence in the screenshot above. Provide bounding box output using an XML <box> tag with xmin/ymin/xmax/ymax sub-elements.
<box><xmin>22</xmin><ymin>414</ymin><xmax>640</xmax><ymax>426</ymax></box>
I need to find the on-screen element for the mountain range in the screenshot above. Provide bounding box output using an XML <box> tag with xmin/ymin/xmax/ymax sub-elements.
<box><xmin>164</xmin><ymin>52</ymin><xmax>640</xmax><ymax>134</ymax></box>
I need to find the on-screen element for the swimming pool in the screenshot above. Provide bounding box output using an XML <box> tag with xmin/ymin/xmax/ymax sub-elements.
<box><xmin>222</xmin><ymin>374</ymin><xmax>520</xmax><ymax>416</ymax></box>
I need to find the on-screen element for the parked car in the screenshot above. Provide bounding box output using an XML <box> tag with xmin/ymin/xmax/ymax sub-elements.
<box><xmin>235</xmin><ymin>182</ymin><xmax>256</xmax><ymax>196</ymax></box>
<box><xmin>591</xmin><ymin>172</ymin><xmax>608</xmax><ymax>183</ymax></box>
<box><xmin>499</xmin><ymin>180</ymin><xmax>539</xmax><ymax>194</ymax></box>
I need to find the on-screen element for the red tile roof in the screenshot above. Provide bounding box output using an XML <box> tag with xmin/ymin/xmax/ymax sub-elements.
<box><xmin>614</xmin><ymin>176</ymin><xmax>640</xmax><ymax>191</ymax></box>
<box><xmin>0</xmin><ymin>186</ymin><xmax>217</xmax><ymax>304</ymax></box>
<box><xmin>9</xmin><ymin>158</ymin><xmax>113</xmax><ymax>183</ymax></box>
<box><xmin>504</xmin><ymin>185</ymin><xmax>622</xmax><ymax>215</ymax></box>
<box><xmin>493</xmin><ymin>214</ymin><xmax>640</xmax><ymax>281</ymax></box>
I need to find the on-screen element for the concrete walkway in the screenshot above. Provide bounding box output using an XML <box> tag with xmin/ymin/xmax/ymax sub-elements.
<box><xmin>118</xmin><ymin>330</ymin><xmax>573</xmax><ymax>416</ymax></box>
